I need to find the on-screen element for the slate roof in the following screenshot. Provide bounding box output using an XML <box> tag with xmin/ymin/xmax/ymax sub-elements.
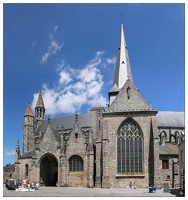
<box><xmin>3</xmin><ymin>164</ymin><xmax>15</xmax><ymax>172</ymax></box>
<box><xmin>156</xmin><ymin>111</ymin><xmax>184</xmax><ymax>128</ymax></box>
<box><xmin>35</xmin><ymin>111</ymin><xmax>184</xmax><ymax>135</ymax></box>
<box><xmin>113</xmin><ymin>24</ymin><xmax>133</xmax><ymax>88</ymax></box>
<box><xmin>109</xmin><ymin>84</ymin><xmax>121</xmax><ymax>93</ymax></box>
<box><xmin>36</xmin><ymin>113</ymin><xmax>90</xmax><ymax>135</ymax></box>
<box><xmin>159</xmin><ymin>143</ymin><xmax>178</xmax><ymax>155</ymax></box>
<box><xmin>19</xmin><ymin>151</ymin><xmax>33</xmax><ymax>159</ymax></box>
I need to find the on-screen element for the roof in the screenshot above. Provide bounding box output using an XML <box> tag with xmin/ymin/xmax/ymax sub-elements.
<box><xmin>159</xmin><ymin>143</ymin><xmax>178</xmax><ymax>155</ymax></box>
<box><xmin>24</xmin><ymin>103</ymin><xmax>33</xmax><ymax>116</ymax></box>
<box><xmin>109</xmin><ymin>84</ymin><xmax>121</xmax><ymax>93</ymax></box>
<box><xmin>36</xmin><ymin>113</ymin><xmax>91</xmax><ymax>134</ymax></box>
<box><xmin>92</xmin><ymin>102</ymin><xmax>103</xmax><ymax>109</ymax></box>
<box><xmin>36</xmin><ymin>91</ymin><xmax>45</xmax><ymax>108</ymax></box>
<box><xmin>113</xmin><ymin>24</ymin><xmax>133</xmax><ymax>88</ymax></box>
<box><xmin>19</xmin><ymin>151</ymin><xmax>33</xmax><ymax>159</ymax></box>
<box><xmin>35</xmin><ymin>111</ymin><xmax>184</xmax><ymax>135</ymax></box>
<box><xmin>156</xmin><ymin>111</ymin><xmax>184</xmax><ymax>128</ymax></box>
<box><xmin>3</xmin><ymin>164</ymin><xmax>15</xmax><ymax>172</ymax></box>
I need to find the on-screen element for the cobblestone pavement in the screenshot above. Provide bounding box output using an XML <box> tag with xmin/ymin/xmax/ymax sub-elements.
<box><xmin>3</xmin><ymin>185</ymin><xmax>181</xmax><ymax>197</ymax></box>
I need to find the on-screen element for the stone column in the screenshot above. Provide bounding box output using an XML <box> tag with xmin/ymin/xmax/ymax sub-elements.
<box><xmin>102</xmin><ymin>118</ymin><xmax>110</xmax><ymax>188</ymax></box>
<box><xmin>86</xmin><ymin>133</ymin><xmax>94</xmax><ymax>188</ymax></box>
<box><xmin>95</xmin><ymin>142</ymin><xmax>102</xmax><ymax>188</ymax></box>
<box><xmin>87</xmin><ymin>153</ymin><xmax>94</xmax><ymax>188</ymax></box>
<box><xmin>152</xmin><ymin>116</ymin><xmax>160</xmax><ymax>188</ymax></box>
<box><xmin>59</xmin><ymin>155</ymin><xmax>68</xmax><ymax>186</ymax></box>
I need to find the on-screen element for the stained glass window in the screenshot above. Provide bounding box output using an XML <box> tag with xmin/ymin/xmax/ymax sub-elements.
<box><xmin>117</xmin><ymin>118</ymin><xmax>143</xmax><ymax>173</ymax></box>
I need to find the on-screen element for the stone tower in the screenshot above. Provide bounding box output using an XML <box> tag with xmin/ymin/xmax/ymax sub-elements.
<box><xmin>102</xmin><ymin>23</ymin><xmax>160</xmax><ymax>188</ymax></box>
<box><xmin>23</xmin><ymin>103</ymin><xmax>34</xmax><ymax>154</ymax></box>
<box><xmin>35</xmin><ymin>91</ymin><xmax>45</xmax><ymax>129</ymax></box>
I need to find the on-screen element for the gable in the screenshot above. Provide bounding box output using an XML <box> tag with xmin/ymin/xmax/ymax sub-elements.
<box><xmin>107</xmin><ymin>80</ymin><xmax>151</xmax><ymax>112</ymax></box>
<box><xmin>40</xmin><ymin>122</ymin><xmax>58</xmax><ymax>151</ymax></box>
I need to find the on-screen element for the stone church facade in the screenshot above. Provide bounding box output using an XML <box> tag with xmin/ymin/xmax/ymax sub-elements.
<box><xmin>13</xmin><ymin>23</ymin><xmax>184</xmax><ymax>189</ymax></box>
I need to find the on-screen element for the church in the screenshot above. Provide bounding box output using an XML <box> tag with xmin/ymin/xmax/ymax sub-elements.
<box><xmin>12</xmin><ymin>23</ymin><xmax>184</xmax><ymax>189</ymax></box>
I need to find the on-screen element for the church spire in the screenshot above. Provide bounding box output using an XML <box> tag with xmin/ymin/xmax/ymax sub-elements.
<box><xmin>35</xmin><ymin>91</ymin><xmax>45</xmax><ymax>129</ymax></box>
<box><xmin>113</xmin><ymin>23</ymin><xmax>133</xmax><ymax>88</ymax></box>
<box><xmin>36</xmin><ymin>91</ymin><xmax>45</xmax><ymax>108</ymax></box>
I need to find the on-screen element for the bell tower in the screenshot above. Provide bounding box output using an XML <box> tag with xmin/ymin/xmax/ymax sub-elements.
<box><xmin>23</xmin><ymin>103</ymin><xmax>34</xmax><ymax>154</ymax></box>
<box><xmin>35</xmin><ymin>91</ymin><xmax>45</xmax><ymax>129</ymax></box>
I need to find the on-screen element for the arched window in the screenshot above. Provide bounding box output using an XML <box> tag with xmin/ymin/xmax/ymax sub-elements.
<box><xmin>160</xmin><ymin>131</ymin><xmax>167</xmax><ymax>145</ymax></box>
<box><xmin>69</xmin><ymin>155</ymin><xmax>83</xmax><ymax>171</ymax></box>
<box><xmin>25</xmin><ymin>164</ymin><xmax>28</xmax><ymax>176</ymax></box>
<box><xmin>174</xmin><ymin>131</ymin><xmax>180</xmax><ymax>145</ymax></box>
<box><xmin>117</xmin><ymin>118</ymin><xmax>143</xmax><ymax>173</ymax></box>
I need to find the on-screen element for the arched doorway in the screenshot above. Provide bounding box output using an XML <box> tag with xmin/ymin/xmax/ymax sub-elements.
<box><xmin>40</xmin><ymin>153</ymin><xmax>58</xmax><ymax>186</ymax></box>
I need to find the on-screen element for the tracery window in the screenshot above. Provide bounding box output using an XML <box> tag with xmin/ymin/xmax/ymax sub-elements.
<box><xmin>117</xmin><ymin>118</ymin><xmax>143</xmax><ymax>173</ymax></box>
<box><xmin>69</xmin><ymin>155</ymin><xmax>83</xmax><ymax>171</ymax></box>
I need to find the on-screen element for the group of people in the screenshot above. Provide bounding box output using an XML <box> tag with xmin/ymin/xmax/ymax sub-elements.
<box><xmin>129</xmin><ymin>181</ymin><xmax>137</xmax><ymax>189</ymax></box>
<box><xmin>21</xmin><ymin>179</ymin><xmax>40</xmax><ymax>190</ymax></box>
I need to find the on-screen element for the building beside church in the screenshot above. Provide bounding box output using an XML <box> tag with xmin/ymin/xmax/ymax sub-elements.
<box><xmin>12</xmin><ymin>23</ymin><xmax>184</xmax><ymax>189</ymax></box>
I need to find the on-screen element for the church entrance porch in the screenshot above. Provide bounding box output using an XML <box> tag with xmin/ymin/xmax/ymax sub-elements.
<box><xmin>40</xmin><ymin>154</ymin><xmax>58</xmax><ymax>186</ymax></box>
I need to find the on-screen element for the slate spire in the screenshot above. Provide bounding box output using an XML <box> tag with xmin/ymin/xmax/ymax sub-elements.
<box><xmin>113</xmin><ymin>23</ymin><xmax>133</xmax><ymax>89</ymax></box>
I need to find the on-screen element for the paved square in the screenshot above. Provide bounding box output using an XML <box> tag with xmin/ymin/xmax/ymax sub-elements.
<box><xmin>3</xmin><ymin>185</ymin><xmax>181</xmax><ymax>197</ymax></box>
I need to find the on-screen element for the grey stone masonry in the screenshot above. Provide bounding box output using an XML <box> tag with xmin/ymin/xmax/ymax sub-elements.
<box><xmin>107</xmin><ymin>79</ymin><xmax>152</xmax><ymax>112</ymax></box>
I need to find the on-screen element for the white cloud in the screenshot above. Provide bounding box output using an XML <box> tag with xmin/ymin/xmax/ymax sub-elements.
<box><xmin>32</xmin><ymin>51</ymin><xmax>112</xmax><ymax>116</ymax></box>
<box><xmin>41</xmin><ymin>26</ymin><xmax>63</xmax><ymax>64</ymax></box>
<box><xmin>106</xmin><ymin>56</ymin><xmax>116</xmax><ymax>64</ymax></box>
<box><xmin>54</xmin><ymin>25</ymin><xmax>58</xmax><ymax>33</ymax></box>
<box><xmin>59</xmin><ymin>71</ymin><xmax>72</xmax><ymax>84</ymax></box>
<box><xmin>4</xmin><ymin>150</ymin><xmax>15</xmax><ymax>156</ymax></box>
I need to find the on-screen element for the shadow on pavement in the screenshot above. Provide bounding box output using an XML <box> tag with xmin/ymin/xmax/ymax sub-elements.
<box><xmin>169</xmin><ymin>188</ymin><xmax>182</xmax><ymax>197</ymax></box>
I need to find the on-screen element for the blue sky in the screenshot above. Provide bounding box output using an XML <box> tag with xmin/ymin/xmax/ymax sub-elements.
<box><xmin>3</xmin><ymin>3</ymin><xmax>185</xmax><ymax>166</ymax></box>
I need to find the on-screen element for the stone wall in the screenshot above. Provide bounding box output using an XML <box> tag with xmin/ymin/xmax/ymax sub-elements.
<box><xmin>102</xmin><ymin>111</ymin><xmax>157</xmax><ymax>188</ymax></box>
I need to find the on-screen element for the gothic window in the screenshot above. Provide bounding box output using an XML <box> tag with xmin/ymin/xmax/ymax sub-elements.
<box><xmin>69</xmin><ymin>155</ymin><xmax>83</xmax><ymax>171</ymax></box>
<box><xmin>75</xmin><ymin>133</ymin><xmax>78</xmax><ymax>139</ymax></box>
<box><xmin>117</xmin><ymin>118</ymin><xmax>143</xmax><ymax>173</ymax></box>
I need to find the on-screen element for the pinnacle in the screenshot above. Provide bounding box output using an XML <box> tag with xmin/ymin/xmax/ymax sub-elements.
<box><xmin>36</xmin><ymin>91</ymin><xmax>45</xmax><ymax>108</ymax></box>
<box><xmin>24</xmin><ymin>103</ymin><xmax>33</xmax><ymax>116</ymax></box>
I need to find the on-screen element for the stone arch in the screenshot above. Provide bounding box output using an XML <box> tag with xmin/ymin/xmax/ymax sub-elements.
<box><xmin>117</xmin><ymin>117</ymin><xmax>143</xmax><ymax>137</ymax></box>
<box><xmin>174</xmin><ymin>131</ymin><xmax>180</xmax><ymax>145</ymax></box>
<box><xmin>117</xmin><ymin>117</ymin><xmax>143</xmax><ymax>173</ymax></box>
<box><xmin>160</xmin><ymin>130</ymin><xmax>167</xmax><ymax>145</ymax></box>
<box><xmin>170</xmin><ymin>134</ymin><xmax>176</xmax><ymax>144</ymax></box>
<box><xmin>39</xmin><ymin>153</ymin><xmax>58</xmax><ymax>186</ymax></box>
